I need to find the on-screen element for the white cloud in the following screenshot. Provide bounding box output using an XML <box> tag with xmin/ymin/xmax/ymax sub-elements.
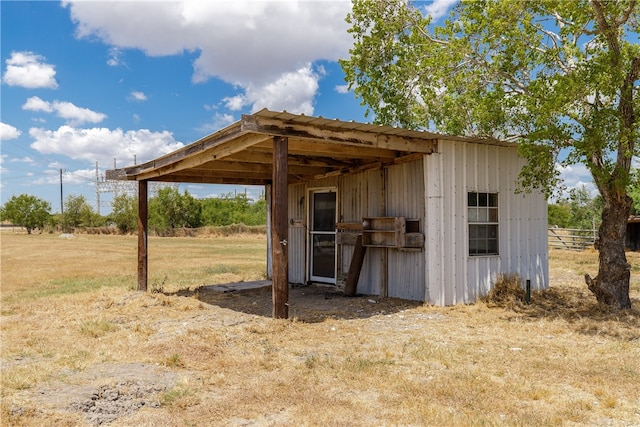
<box><xmin>10</xmin><ymin>156</ymin><xmax>36</xmax><ymax>164</ymax></box>
<box><xmin>64</xmin><ymin>1</ymin><xmax>353</xmax><ymax>115</ymax></box>
<box><xmin>243</xmin><ymin>64</ymin><xmax>320</xmax><ymax>114</ymax></box>
<box><xmin>223</xmin><ymin>95</ymin><xmax>245</xmax><ymax>111</ymax></box>
<box><xmin>29</xmin><ymin>126</ymin><xmax>184</xmax><ymax>167</ymax></box>
<box><xmin>334</xmin><ymin>84</ymin><xmax>350</xmax><ymax>94</ymax></box>
<box><xmin>22</xmin><ymin>96</ymin><xmax>107</xmax><ymax>126</ymax></box>
<box><xmin>129</xmin><ymin>91</ymin><xmax>147</xmax><ymax>102</ymax></box>
<box><xmin>2</xmin><ymin>51</ymin><xmax>58</xmax><ymax>89</ymax></box>
<box><xmin>200</xmin><ymin>113</ymin><xmax>236</xmax><ymax>133</ymax></box>
<box><xmin>556</xmin><ymin>163</ymin><xmax>598</xmax><ymax>198</ymax></box>
<box><xmin>107</xmin><ymin>47</ymin><xmax>125</xmax><ymax>67</ymax></box>
<box><xmin>23</xmin><ymin>96</ymin><xmax>54</xmax><ymax>113</ymax></box>
<box><xmin>0</xmin><ymin>122</ymin><xmax>22</xmax><ymax>141</ymax></box>
<box><xmin>422</xmin><ymin>0</ymin><xmax>458</xmax><ymax>20</ymax></box>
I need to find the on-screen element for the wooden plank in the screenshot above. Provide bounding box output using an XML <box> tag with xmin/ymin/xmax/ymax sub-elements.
<box><xmin>336</xmin><ymin>222</ymin><xmax>363</xmax><ymax>231</ymax></box>
<box><xmin>336</xmin><ymin>232</ymin><xmax>360</xmax><ymax>246</ymax></box>
<box><xmin>266</xmin><ymin>184</ymin><xmax>272</xmax><ymax>280</ymax></box>
<box><xmin>242</xmin><ymin>114</ymin><xmax>437</xmax><ymax>153</ymax></box>
<box><xmin>381</xmin><ymin>169</ymin><xmax>388</xmax><ymax>298</ymax></box>
<box><xmin>272</xmin><ymin>136</ymin><xmax>289</xmax><ymax>319</ymax></box>
<box><xmin>344</xmin><ymin>234</ymin><xmax>366</xmax><ymax>297</ymax></box>
<box><xmin>132</xmin><ymin>134</ymin><xmax>271</xmax><ymax>181</ymax></box>
<box><xmin>253</xmin><ymin>138</ymin><xmax>399</xmax><ymax>159</ymax></box>
<box><xmin>137</xmin><ymin>180</ymin><xmax>148</xmax><ymax>292</ymax></box>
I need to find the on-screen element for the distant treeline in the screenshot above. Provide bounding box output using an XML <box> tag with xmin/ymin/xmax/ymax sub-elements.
<box><xmin>0</xmin><ymin>188</ymin><xmax>266</xmax><ymax>235</ymax></box>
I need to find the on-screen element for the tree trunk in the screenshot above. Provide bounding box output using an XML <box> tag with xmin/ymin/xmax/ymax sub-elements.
<box><xmin>585</xmin><ymin>194</ymin><xmax>632</xmax><ymax>309</ymax></box>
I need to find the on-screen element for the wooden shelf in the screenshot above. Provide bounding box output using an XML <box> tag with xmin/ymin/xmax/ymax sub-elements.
<box><xmin>362</xmin><ymin>217</ymin><xmax>424</xmax><ymax>249</ymax></box>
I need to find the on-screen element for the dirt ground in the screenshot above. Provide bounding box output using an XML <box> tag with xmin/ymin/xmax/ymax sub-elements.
<box><xmin>1</xmin><ymin>236</ymin><xmax>639</xmax><ymax>426</ymax></box>
<box><xmin>3</xmin><ymin>287</ymin><xmax>426</xmax><ymax>426</ymax></box>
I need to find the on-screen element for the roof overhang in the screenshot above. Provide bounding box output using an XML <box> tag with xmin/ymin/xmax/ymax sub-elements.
<box><xmin>106</xmin><ymin>109</ymin><xmax>506</xmax><ymax>185</ymax></box>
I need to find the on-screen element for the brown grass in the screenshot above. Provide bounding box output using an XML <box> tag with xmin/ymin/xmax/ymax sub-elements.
<box><xmin>1</xmin><ymin>231</ymin><xmax>639</xmax><ymax>426</ymax></box>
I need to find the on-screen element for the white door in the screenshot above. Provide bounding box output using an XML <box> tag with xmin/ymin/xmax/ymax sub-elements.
<box><xmin>308</xmin><ymin>189</ymin><xmax>337</xmax><ymax>284</ymax></box>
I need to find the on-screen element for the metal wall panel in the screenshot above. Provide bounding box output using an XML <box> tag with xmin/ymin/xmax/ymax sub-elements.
<box><xmin>339</xmin><ymin>170</ymin><xmax>383</xmax><ymax>296</ymax></box>
<box><xmin>385</xmin><ymin>159</ymin><xmax>426</xmax><ymax>300</ymax></box>
<box><xmin>287</xmin><ymin>183</ymin><xmax>306</xmax><ymax>284</ymax></box>
<box><xmin>426</xmin><ymin>140</ymin><xmax>548</xmax><ymax>305</ymax></box>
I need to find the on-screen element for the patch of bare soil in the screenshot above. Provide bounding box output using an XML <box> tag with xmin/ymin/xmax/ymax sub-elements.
<box><xmin>17</xmin><ymin>363</ymin><xmax>180</xmax><ymax>426</ymax></box>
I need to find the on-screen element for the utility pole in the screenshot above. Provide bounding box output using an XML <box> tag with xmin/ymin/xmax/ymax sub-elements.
<box><xmin>95</xmin><ymin>162</ymin><xmax>100</xmax><ymax>216</ymax></box>
<box><xmin>60</xmin><ymin>168</ymin><xmax>64</xmax><ymax>214</ymax></box>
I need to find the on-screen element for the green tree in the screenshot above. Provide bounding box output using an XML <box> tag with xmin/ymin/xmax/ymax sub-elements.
<box><xmin>111</xmin><ymin>194</ymin><xmax>138</xmax><ymax>233</ymax></box>
<box><xmin>548</xmin><ymin>187</ymin><xmax>603</xmax><ymax>229</ymax></box>
<box><xmin>62</xmin><ymin>194</ymin><xmax>103</xmax><ymax>229</ymax></box>
<box><xmin>149</xmin><ymin>187</ymin><xmax>202</xmax><ymax>232</ymax></box>
<box><xmin>342</xmin><ymin>0</ymin><xmax>639</xmax><ymax>309</ymax></box>
<box><xmin>630</xmin><ymin>169</ymin><xmax>640</xmax><ymax>215</ymax></box>
<box><xmin>201</xmin><ymin>192</ymin><xmax>267</xmax><ymax>226</ymax></box>
<box><xmin>0</xmin><ymin>194</ymin><xmax>52</xmax><ymax>234</ymax></box>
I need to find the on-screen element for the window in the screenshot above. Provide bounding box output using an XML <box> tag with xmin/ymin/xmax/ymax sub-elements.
<box><xmin>468</xmin><ymin>192</ymin><xmax>498</xmax><ymax>256</ymax></box>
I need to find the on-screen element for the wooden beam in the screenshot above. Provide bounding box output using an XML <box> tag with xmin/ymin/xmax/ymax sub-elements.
<box><xmin>225</xmin><ymin>150</ymin><xmax>359</xmax><ymax>169</ymax></box>
<box><xmin>272</xmin><ymin>136</ymin><xmax>289</xmax><ymax>319</ymax></box>
<box><xmin>131</xmin><ymin>133</ymin><xmax>272</xmax><ymax>181</ymax></box>
<box><xmin>192</xmin><ymin>160</ymin><xmax>332</xmax><ymax>176</ymax></box>
<box><xmin>137</xmin><ymin>180</ymin><xmax>148</xmax><ymax>292</ymax></box>
<box><xmin>253</xmin><ymin>138</ymin><xmax>400</xmax><ymax>159</ymax></box>
<box><xmin>344</xmin><ymin>234</ymin><xmax>366</xmax><ymax>297</ymax></box>
<box><xmin>242</xmin><ymin>114</ymin><xmax>437</xmax><ymax>153</ymax></box>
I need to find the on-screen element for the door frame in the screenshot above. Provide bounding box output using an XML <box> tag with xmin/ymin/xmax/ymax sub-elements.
<box><xmin>307</xmin><ymin>187</ymin><xmax>338</xmax><ymax>284</ymax></box>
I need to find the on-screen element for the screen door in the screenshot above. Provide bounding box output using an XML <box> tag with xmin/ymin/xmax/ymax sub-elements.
<box><xmin>308</xmin><ymin>189</ymin><xmax>337</xmax><ymax>283</ymax></box>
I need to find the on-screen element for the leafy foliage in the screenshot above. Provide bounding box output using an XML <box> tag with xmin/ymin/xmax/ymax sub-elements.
<box><xmin>109</xmin><ymin>189</ymin><xmax>267</xmax><ymax>234</ymax></box>
<box><xmin>342</xmin><ymin>0</ymin><xmax>639</xmax><ymax>198</ymax></box>
<box><xmin>630</xmin><ymin>169</ymin><xmax>640</xmax><ymax>215</ymax></box>
<box><xmin>110</xmin><ymin>194</ymin><xmax>138</xmax><ymax>234</ymax></box>
<box><xmin>548</xmin><ymin>187</ymin><xmax>603</xmax><ymax>229</ymax></box>
<box><xmin>0</xmin><ymin>194</ymin><xmax>52</xmax><ymax>234</ymax></box>
<box><xmin>61</xmin><ymin>194</ymin><xmax>104</xmax><ymax>229</ymax></box>
<box><xmin>201</xmin><ymin>192</ymin><xmax>266</xmax><ymax>226</ymax></box>
<box><xmin>342</xmin><ymin>0</ymin><xmax>639</xmax><ymax>308</ymax></box>
<box><xmin>149</xmin><ymin>187</ymin><xmax>202</xmax><ymax>232</ymax></box>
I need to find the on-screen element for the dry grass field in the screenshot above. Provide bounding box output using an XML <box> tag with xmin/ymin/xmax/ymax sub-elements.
<box><xmin>1</xmin><ymin>230</ymin><xmax>639</xmax><ymax>426</ymax></box>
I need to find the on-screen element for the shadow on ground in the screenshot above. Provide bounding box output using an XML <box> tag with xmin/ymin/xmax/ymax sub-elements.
<box><xmin>168</xmin><ymin>283</ymin><xmax>423</xmax><ymax>323</ymax></box>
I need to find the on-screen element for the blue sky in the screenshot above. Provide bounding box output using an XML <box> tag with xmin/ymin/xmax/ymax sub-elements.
<box><xmin>1</xmin><ymin>0</ymin><xmax>596</xmax><ymax>215</ymax></box>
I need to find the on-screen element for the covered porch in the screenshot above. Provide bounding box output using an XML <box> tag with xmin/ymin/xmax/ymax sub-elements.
<box><xmin>107</xmin><ymin>109</ymin><xmax>437</xmax><ymax>318</ymax></box>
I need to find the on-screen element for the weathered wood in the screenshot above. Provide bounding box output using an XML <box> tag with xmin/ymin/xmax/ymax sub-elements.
<box><xmin>380</xmin><ymin>169</ymin><xmax>388</xmax><ymax>298</ymax></box>
<box><xmin>272</xmin><ymin>136</ymin><xmax>289</xmax><ymax>319</ymax></box>
<box><xmin>132</xmin><ymin>133</ymin><xmax>271</xmax><ymax>181</ymax></box>
<box><xmin>336</xmin><ymin>222</ymin><xmax>364</xmax><ymax>231</ymax></box>
<box><xmin>241</xmin><ymin>114</ymin><xmax>437</xmax><ymax>153</ymax></box>
<box><xmin>336</xmin><ymin>232</ymin><xmax>360</xmax><ymax>246</ymax></box>
<box><xmin>344</xmin><ymin>234</ymin><xmax>367</xmax><ymax>297</ymax></box>
<box><xmin>265</xmin><ymin>184</ymin><xmax>272</xmax><ymax>280</ymax></box>
<box><xmin>253</xmin><ymin>138</ymin><xmax>399</xmax><ymax>159</ymax></box>
<box><xmin>137</xmin><ymin>180</ymin><xmax>148</xmax><ymax>292</ymax></box>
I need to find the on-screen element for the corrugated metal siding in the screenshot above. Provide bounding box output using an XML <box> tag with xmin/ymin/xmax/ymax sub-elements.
<box><xmin>339</xmin><ymin>170</ymin><xmax>384</xmax><ymax>296</ymax></box>
<box><xmin>425</xmin><ymin>140</ymin><xmax>548</xmax><ymax>305</ymax></box>
<box><xmin>288</xmin><ymin>183</ymin><xmax>306</xmax><ymax>284</ymax></box>
<box><xmin>385</xmin><ymin>159</ymin><xmax>426</xmax><ymax>300</ymax></box>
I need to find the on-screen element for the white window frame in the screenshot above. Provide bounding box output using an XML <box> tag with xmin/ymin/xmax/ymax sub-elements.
<box><xmin>468</xmin><ymin>192</ymin><xmax>499</xmax><ymax>256</ymax></box>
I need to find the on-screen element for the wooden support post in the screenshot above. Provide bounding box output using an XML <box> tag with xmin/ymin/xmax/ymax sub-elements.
<box><xmin>272</xmin><ymin>136</ymin><xmax>289</xmax><ymax>319</ymax></box>
<box><xmin>344</xmin><ymin>234</ymin><xmax>366</xmax><ymax>296</ymax></box>
<box><xmin>137</xmin><ymin>180</ymin><xmax>148</xmax><ymax>291</ymax></box>
<box><xmin>265</xmin><ymin>184</ymin><xmax>272</xmax><ymax>279</ymax></box>
<box><xmin>380</xmin><ymin>168</ymin><xmax>388</xmax><ymax>297</ymax></box>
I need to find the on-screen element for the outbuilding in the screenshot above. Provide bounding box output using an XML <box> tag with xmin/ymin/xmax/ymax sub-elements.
<box><xmin>108</xmin><ymin>109</ymin><xmax>548</xmax><ymax>318</ymax></box>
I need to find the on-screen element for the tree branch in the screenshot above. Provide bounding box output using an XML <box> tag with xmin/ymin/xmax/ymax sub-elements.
<box><xmin>590</xmin><ymin>0</ymin><xmax>621</xmax><ymax>57</ymax></box>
